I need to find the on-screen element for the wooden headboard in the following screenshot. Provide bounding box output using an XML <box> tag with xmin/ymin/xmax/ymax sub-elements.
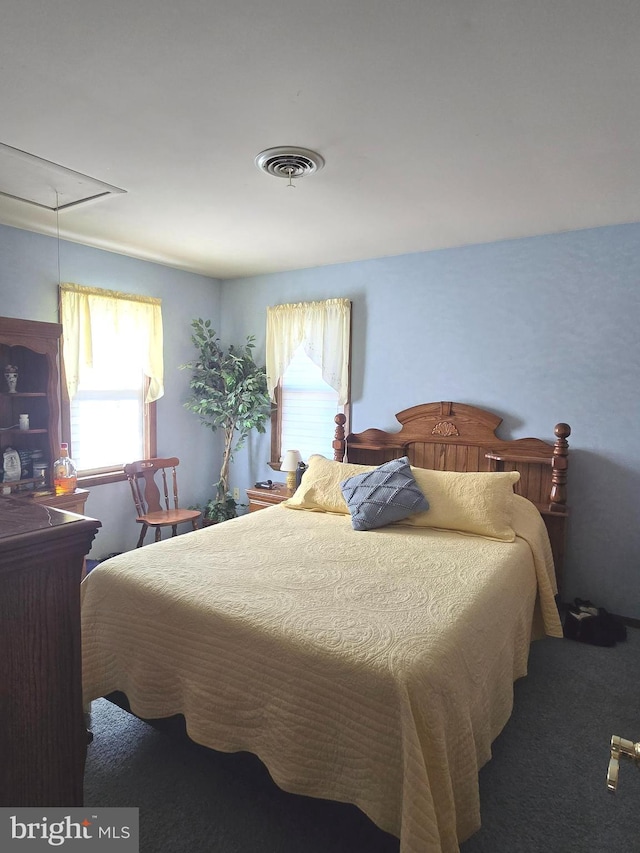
<box><xmin>332</xmin><ymin>401</ymin><xmax>570</xmax><ymax>591</ymax></box>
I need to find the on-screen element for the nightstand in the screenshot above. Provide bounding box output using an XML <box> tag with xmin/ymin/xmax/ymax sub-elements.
<box><xmin>246</xmin><ymin>482</ymin><xmax>291</xmax><ymax>512</ymax></box>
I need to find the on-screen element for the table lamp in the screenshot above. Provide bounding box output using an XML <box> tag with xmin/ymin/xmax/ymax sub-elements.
<box><xmin>281</xmin><ymin>449</ymin><xmax>303</xmax><ymax>491</ymax></box>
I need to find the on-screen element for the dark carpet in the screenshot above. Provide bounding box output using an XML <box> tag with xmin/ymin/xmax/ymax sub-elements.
<box><xmin>84</xmin><ymin>629</ymin><xmax>640</xmax><ymax>852</ymax></box>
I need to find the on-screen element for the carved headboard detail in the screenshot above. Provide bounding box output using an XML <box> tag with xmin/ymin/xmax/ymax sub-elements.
<box><xmin>431</xmin><ymin>420</ymin><xmax>459</xmax><ymax>437</ymax></box>
<box><xmin>332</xmin><ymin>401</ymin><xmax>571</xmax><ymax>590</ymax></box>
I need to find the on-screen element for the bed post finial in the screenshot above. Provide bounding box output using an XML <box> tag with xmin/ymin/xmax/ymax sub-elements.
<box><xmin>333</xmin><ymin>413</ymin><xmax>347</xmax><ymax>461</ymax></box>
<box><xmin>550</xmin><ymin>422</ymin><xmax>571</xmax><ymax>512</ymax></box>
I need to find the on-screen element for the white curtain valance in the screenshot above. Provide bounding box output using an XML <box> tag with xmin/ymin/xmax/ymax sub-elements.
<box><xmin>59</xmin><ymin>283</ymin><xmax>164</xmax><ymax>403</ymax></box>
<box><xmin>266</xmin><ymin>298</ymin><xmax>350</xmax><ymax>404</ymax></box>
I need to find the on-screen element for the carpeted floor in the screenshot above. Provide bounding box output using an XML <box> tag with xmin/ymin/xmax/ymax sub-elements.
<box><xmin>84</xmin><ymin>629</ymin><xmax>640</xmax><ymax>853</ymax></box>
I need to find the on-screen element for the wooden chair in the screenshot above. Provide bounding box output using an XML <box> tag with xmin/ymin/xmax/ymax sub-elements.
<box><xmin>124</xmin><ymin>457</ymin><xmax>202</xmax><ymax>548</ymax></box>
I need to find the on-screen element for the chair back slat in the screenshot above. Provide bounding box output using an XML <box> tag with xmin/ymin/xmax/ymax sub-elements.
<box><xmin>159</xmin><ymin>467</ymin><xmax>170</xmax><ymax>511</ymax></box>
<box><xmin>171</xmin><ymin>466</ymin><xmax>180</xmax><ymax>509</ymax></box>
<box><xmin>127</xmin><ymin>473</ymin><xmax>147</xmax><ymax>517</ymax></box>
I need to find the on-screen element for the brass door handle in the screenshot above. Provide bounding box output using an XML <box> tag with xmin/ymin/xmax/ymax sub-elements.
<box><xmin>607</xmin><ymin>735</ymin><xmax>640</xmax><ymax>791</ymax></box>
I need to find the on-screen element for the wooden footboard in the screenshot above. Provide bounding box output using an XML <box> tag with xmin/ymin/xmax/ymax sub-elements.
<box><xmin>332</xmin><ymin>401</ymin><xmax>570</xmax><ymax>592</ymax></box>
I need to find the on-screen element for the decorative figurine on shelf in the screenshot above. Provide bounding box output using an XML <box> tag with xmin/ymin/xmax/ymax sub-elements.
<box><xmin>3</xmin><ymin>447</ymin><xmax>21</xmax><ymax>482</ymax></box>
<box><xmin>4</xmin><ymin>364</ymin><xmax>18</xmax><ymax>393</ymax></box>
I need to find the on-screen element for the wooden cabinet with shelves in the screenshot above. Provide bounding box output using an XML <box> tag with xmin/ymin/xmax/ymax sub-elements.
<box><xmin>0</xmin><ymin>316</ymin><xmax>62</xmax><ymax>491</ymax></box>
<box><xmin>0</xmin><ymin>317</ymin><xmax>91</xmax><ymax>517</ymax></box>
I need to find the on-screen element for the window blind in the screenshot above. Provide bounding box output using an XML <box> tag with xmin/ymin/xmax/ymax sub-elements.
<box><xmin>280</xmin><ymin>346</ymin><xmax>341</xmax><ymax>462</ymax></box>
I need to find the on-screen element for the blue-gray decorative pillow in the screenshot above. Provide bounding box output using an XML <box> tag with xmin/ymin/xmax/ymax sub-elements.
<box><xmin>340</xmin><ymin>457</ymin><xmax>429</xmax><ymax>531</ymax></box>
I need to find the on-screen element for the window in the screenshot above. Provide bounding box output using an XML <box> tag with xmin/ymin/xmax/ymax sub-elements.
<box><xmin>59</xmin><ymin>284</ymin><xmax>163</xmax><ymax>483</ymax></box>
<box><xmin>266</xmin><ymin>298</ymin><xmax>351</xmax><ymax>467</ymax></box>
<box><xmin>69</xmin><ymin>362</ymin><xmax>144</xmax><ymax>471</ymax></box>
<box><xmin>279</xmin><ymin>346</ymin><xmax>341</xmax><ymax>461</ymax></box>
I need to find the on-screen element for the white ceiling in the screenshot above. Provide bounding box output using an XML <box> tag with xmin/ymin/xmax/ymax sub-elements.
<box><xmin>1</xmin><ymin>0</ymin><xmax>639</xmax><ymax>280</ymax></box>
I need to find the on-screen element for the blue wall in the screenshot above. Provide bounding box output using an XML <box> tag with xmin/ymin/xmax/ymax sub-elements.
<box><xmin>222</xmin><ymin>223</ymin><xmax>640</xmax><ymax>620</ymax></box>
<box><xmin>2</xmin><ymin>220</ymin><xmax>639</xmax><ymax>619</ymax></box>
<box><xmin>0</xmin><ymin>223</ymin><xmax>221</xmax><ymax>557</ymax></box>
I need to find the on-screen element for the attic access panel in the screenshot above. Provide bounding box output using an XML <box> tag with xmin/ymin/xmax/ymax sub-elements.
<box><xmin>0</xmin><ymin>142</ymin><xmax>126</xmax><ymax>211</ymax></box>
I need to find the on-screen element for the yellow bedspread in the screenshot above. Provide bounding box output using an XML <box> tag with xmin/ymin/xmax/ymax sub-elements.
<box><xmin>81</xmin><ymin>494</ymin><xmax>561</xmax><ymax>853</ymax></box>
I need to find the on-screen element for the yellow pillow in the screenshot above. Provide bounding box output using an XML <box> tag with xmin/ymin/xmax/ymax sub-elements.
<box><xmin>401</xmin><ymin>467</ymin><xmax>521</xmax><ymax>541</ymax></box>
<box><xmin>283</xmin><ymin>454</ymin><xmax>373</xmax><ymax>513</ymax></box>
<box><xmin>284</xmin><ymin>455</ymin><xmax>520</xmax><ymax>541</ymax></box>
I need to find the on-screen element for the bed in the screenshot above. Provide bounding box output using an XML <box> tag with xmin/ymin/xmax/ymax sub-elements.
<box><xmin>81</xmin><ymin>401</ymin><xmax>570</xmax><ymax>853</ymax></box>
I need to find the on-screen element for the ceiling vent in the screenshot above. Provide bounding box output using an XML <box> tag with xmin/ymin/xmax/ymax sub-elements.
<box><xmin>254</xmin><ymin>146</ymin><xmax>325</xmax><ymax>182</ymax></box>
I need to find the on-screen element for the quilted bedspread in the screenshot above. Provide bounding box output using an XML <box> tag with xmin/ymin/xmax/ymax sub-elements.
<box><xmin>81</xmin><ymin>494</ymin><xmax>562</xmax><ymax>853</ymax></box>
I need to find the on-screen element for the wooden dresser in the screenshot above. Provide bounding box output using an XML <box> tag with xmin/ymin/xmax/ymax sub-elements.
<box><xmin>0</xmin><ymin>496</ymin><xmax>101</xmax><ymax>806</ymax></box>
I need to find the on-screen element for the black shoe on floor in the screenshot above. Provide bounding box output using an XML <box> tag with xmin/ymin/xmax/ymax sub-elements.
<box><xmin>563</xmin><ymin>607</ymin><xmax>617</xmax><ymax>647</ymax></box>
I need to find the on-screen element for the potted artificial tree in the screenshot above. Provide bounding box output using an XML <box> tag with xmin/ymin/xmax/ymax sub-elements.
<box><xmin>181</xmin><ymin>318</ymin><xmax>271</xmax><ymax>523</ymax></box>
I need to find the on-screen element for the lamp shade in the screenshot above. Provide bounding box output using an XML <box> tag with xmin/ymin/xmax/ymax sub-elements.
<box><xmin>281</xmin><ymin>449</ymin><xmax>303</xmax><ymax>491</ymax></box>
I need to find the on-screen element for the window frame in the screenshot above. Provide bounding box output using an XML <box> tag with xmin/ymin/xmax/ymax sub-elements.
<box><xmin>58</xmin><ymin>283</ymin><xmax>163</xmax><ymax>488</ymax></box>
<box><xmin>268</xmin><ymin>383</ymin><xmax>350</xmax><ymax>471</ymax></box>
<box><xmin>61</xmin><ymin>373</ymin><xmax>158</xmax><ymax>488</ymax></box>
<box><xmin>266</xmin><ymin>297</ymin><xmax>352</xmax><ymax>471</ymax></box>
